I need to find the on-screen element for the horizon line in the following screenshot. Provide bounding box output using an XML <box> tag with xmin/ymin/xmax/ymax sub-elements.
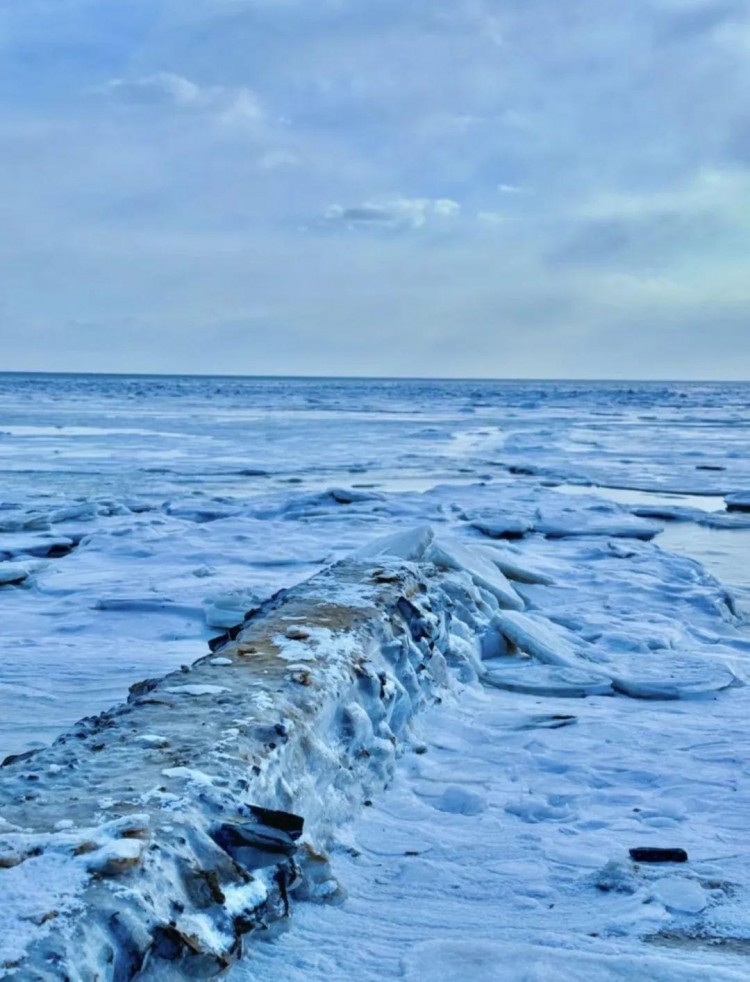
<box><xmin>0</xmin><ymin>370</ymin><xmax>747</xmax><ymax>384</ymax></box>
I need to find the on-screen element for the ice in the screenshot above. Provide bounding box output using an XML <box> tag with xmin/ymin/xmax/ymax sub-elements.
<box><xmin>163</xmin><ymin>683</ymin><xmax>229</xmax><ymax>696</ymax></box>
<box><xmin>0</xmin><ymin>563</ymin><xmax>30</xmax><ymax>586</ymax></box>
<box><xmin>475</xmin><ymin>543</ymin><xmax>555</xmax><ymax>585</ymax></box>
<box><xmin>652</xmin><ymin>876</ymin><xmax>708</xmax><ymax>915</ymax></box>
<box><xmin>492</xmin><ymin>610</ymin><xmax>590</xmax><ymax>668</ymax></box>
<box><xmin>354</xmin><ymin>524</ymin><xmax>435</xmax><ymax>562</ymax></box>
<box><xmin>726</xmin><ymin>491</ymin><xmax>750</xmax><ymax>512</ymax></box>
<box><xmin>608</xmin><ymin>651</ymin><xmax>738</xmax><ymax>700</ymax></box>
<box><xmin>2</xmin><ymin>375</ymin><xmax>750</xmax><ymax>978</ymax></box>
<box><xmin>426</xmin><ymin>535</ymin><xmax>525</xmax><ymax>609</ymax></box>
<box><xmin>402</xmin><ymin>940</ymin><xmax>747</xmax><ymax>981</ymax></box>
<box><xmin>484</xmin><ymin>662</ymin><xmax>615</xmax><ymax>697</ymax></box>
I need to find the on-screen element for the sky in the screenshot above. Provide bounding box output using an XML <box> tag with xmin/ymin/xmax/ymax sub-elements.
<box><xmin>1</xmin><ymin>0</ymin><xmax>749</xmax><ymax>379</ymax></box>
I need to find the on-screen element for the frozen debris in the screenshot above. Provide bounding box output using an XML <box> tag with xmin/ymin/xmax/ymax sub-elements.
<box><xmin>633</xmin><ymin>504</ymin><xmax>750</xmax><ymax>530</ymax></box>
<box><xmin>165</xmin><ymin>500</ymin><xmax>242</xmax><ymax>522</ymax></box>
<box><xmin>0</xmin><ymin>532</ymin><xmax>76</xmax><ymax>560</ymax></box>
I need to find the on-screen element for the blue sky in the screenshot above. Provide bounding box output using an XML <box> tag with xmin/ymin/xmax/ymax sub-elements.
<box><xmin>1</xmin><ymin>0</ymin><xmax>749</xmax><ymax>377</ymax></box>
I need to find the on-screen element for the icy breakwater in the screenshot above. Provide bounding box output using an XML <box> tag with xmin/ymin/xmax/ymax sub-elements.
<box><xmin>0</xmin><ymin>527</ymin><xmax>741</xmax><ymax>979</ymax></box>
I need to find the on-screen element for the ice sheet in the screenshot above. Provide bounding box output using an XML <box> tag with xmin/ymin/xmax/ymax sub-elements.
<box><xmin>1</xmin><ymin>374</ymin><xmax>750</xmax><ymax>979</ymax></box>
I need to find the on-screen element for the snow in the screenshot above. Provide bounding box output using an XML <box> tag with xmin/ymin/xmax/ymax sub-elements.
<box><xmin>2</xmin><ymin>375</ymin><xmax>750</xmax><ymax>979</ymax></box>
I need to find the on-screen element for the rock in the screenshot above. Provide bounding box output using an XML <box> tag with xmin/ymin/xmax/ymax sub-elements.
<box><xmin>630</xmin><ymin>847</ymin><xmax>688</xmax><ymax>863</ymax></box>
<box><xmin>212</xmin><ymin>808</ymin><xmax>303</xmax><ymax>872</ymax></box>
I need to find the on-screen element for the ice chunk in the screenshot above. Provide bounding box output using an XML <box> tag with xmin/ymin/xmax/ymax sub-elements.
<box><xmin>163</xmin><ymin>684</ymin><xmax>228</xmax><ymax>696</ymax></box>
<box><xmin>475</xmin><ymin>544</ymin><xmax>555</xmax><ymax>585</ymax></box>
<box><xmin>203</xmin><ymin>588</ymin><xmax>261</xmax><ymax>629</ymax></box>
<box><xmin>484</xmin><ymin>663</ymin><xmax>613</xmax><ymax>697</ymax></box>
<box><xmin>426</xmin><ymin>537</ymin><xmax>524</xmax><ymax>610</ymax></box>
<box><xmin>494</xmin><ymin>611</ymin><xmax>585</xmax><ymax>667</ymax></box>
<box><xmin>0</xmin><ymin>563</ymin><xmax>29</xmax><ymax>586</ymax></box>
<box><xmin>652</xmin><ymin>876</ymin><xmax>707</xmax><ymax>914</ymax></box>
<box><xmin>609</xmin><ymin>651</ymin><xmax>737</xmax><ymax>700</ymax></box>
<box><xmin>355</xmin><ymin>525</ymin><xmax>435</xmax><ymax>562</ymax></box>
<box><xmin>469</xmin><ymin>516</ymin><xmax>531</xmax><ymax>540</ymax></box>
<box><xmin>536</xmin><ymin>513</ymin><xmax>662</xmax><ymax>540</ymax></box>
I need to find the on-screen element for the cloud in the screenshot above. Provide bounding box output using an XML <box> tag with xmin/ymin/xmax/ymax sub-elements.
<box><xmin>105</xmin><ymin>72</ymin><xmax>263</xmax><ymax>124</ymax></box>
<box><xmin>257</xmin><ymin>149</ymin><xmax>299</xmax><ymax>170</ymax></box>
<box><xmin>324</xmin><ymin>197</ymin><xmax>460</xmax><ymax>229</ymax></box>
<box><xmin>105</xmin><ymin>72</ymin><xmax>204</xmax><ymax>108</ymax></box>
<box><xmin>0</xmin><ymin>0</ymin><xmax>749</xmax><ymax>377</ymax></box>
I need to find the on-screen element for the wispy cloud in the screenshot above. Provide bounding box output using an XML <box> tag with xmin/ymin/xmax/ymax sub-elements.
<box><xmin>324</xmin><ymin>197</ymin><xmax>460</xmax><ymax>230</ymax></box>
<box><xmin>104</xmin><ymin>72</ymin><xmax>263</xmax><ymax>124</ymax></box>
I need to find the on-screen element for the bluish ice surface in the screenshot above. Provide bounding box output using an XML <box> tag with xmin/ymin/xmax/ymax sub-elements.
<box><xmin>1</xmin><ymin>374</ymin><xmax>748</xmax><ymax>757</ymax></box>
<box><xmin>2</xmin><ymin>374</ymin><xmax>750</xmax><ymax>979</ymax></box>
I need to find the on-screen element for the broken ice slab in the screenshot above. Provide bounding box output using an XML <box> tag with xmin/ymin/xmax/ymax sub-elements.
<box><xmin>484</xmin><ymin>663</ymin><xmax>614</xmax><ymax>698</ymax></box>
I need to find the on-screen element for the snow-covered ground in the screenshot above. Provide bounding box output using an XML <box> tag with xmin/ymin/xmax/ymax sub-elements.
<box><xmin>1</xmin><ymin>374</ymin><xmax>749</xmax><ymax>979</ymax></box>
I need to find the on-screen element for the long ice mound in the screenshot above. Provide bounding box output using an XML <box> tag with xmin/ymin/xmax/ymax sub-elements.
<box><xmin>0</xmin><ymin>527</ymin><xmax>520</xmax><ymax>979</ymax></box>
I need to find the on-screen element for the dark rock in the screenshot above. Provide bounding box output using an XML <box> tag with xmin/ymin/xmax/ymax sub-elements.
<box><xmin>630</xmin><ymin>847</ymin><xmax>688</xmax><ymax>863</ymax></box>
<box><xmin>1</xmin><ymin>748</ymin><xmax>40</xmax><ymax>768</ymax></box>
<box><xmin>212</xmin><ymin>809</ymin><xmax>303</xmax><ymax>872</ymax></box>
<box><xmin>396</xmin><ymin>597</ymin><xmax>430</xmax><ymax>642</ymax></box>
<box><xmin>127</xmin><ymin>678</ymin><xmax>160</xmax><ymax>702</ymax></box>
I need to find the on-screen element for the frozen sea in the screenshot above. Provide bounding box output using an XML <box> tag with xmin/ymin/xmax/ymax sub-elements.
<box><xmin>2</xmin><ymin>373</ymin><xmax>750</xmax><ymax>979</ymax></box>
